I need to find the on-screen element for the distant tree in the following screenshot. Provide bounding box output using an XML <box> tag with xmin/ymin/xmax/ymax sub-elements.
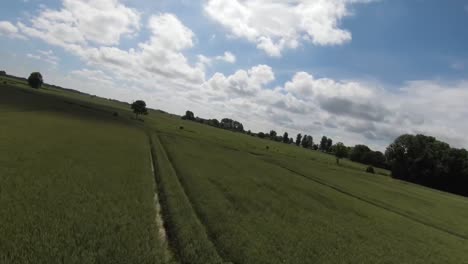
<box><xmin>233</xmin><ymin>121</ymin><xmax>244</xmax><ymax>132</ymax></box>
<box><xmin>0</xmin><ymin>70</ymin><xmax>6</xmax><ymax>76</ymax></box>
<box><xmin>312</xmin><ymin>144</ymin><xmax>319</xmax><ymax>150</ymax></box>
<box><xmin>28</xmin><ymin>72</ymin><xmax>43</xmax><ymax>89</ymax></box>
<box><xmin>289</xmin><ymin>138</ymin><xmax>294</xmax><ymax>144</ymax></box>
<box><xmin>301</xmin><ymin>134</ymin><xmax>308</xmax><ymax>148</ymax></box>
<box><xmin>283</xmin><ymin>132</ymin><xmax>289</xmax><ymax>143</ymax></box>
<box><xmin>131</xmin><ymin>100</ymin><xmax>148</xmax><ymax>119</ymax></box>
<box><xmin>258</xmin><ymin>132</ymin><xmax>266</xmax><ymax>138</ymax></box>
<box><xmin>307</xmin><ymin>136</ymin><xmax>313</xmax><ymax>148</ymax></box>
<box><xmin>334</xmin><ymin>142</ymin><xmax>348</xmax><ymax>165</ymax></box>
<box><xmin>209</xmin><ymin>119</ymin><xmax>220</xmax><ymax>127</ymax></box>
<box><xmin>350</xmin><ymin>145</ymin><xmax>371</xmax><ymax>162</ymax></box>
<box><xmin>327</xmin><ymin>138</ymin><xmax>333</xmax><ymax>152</ymax></box>
<box><xmin>296</xmin><ymin>133</ymin><xmax>302</xmax><ymax>146</ymax></box>
<box><xmin>270</xmin><ymin>130</ymin><xmax>277</xmax><ymax>138</ymax></box>
<box><xmin>320</xmin><ymin>136</ymin><xmax>328</xmax><ymax>151</ymax></box>
<box><xmin>182</xmin><ymin>110</ymin><xmax>195</xmax><ymax>120</ymax></box>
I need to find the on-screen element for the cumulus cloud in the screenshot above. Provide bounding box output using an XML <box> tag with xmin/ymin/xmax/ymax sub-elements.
<box><xmin>216</xmin><ymin>51</ymin><xmax>236</xmax><ymax>63</ymax></box>
<box><xmin>196</xmin><ymin>66</ymin><xmax>468</xmax><ymax>150</ymax></box>
<box><xmin>205</xmin><ymin>0</ymin><xmax>371</xmax><ymax>56</ymax></box>
<box><xmin>202</xmin><ymin>64</ymin><xmax>274</xmax><ymax>97</ymax></box>
<box><xmin>0</xmin><ymin>21</ymin><xmax>24</xmax><ymax>38</ymax></box>
<box><xmin>19</xmin><ymin>0</ymin><xmax>140</xmax><ymax>46</ymax></box>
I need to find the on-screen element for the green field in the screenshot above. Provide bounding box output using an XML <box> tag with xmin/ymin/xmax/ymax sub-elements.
<box><xmin>1</xmin><ymin>78</ymin><xmax>468</xmax><ymax>263</ymax></box>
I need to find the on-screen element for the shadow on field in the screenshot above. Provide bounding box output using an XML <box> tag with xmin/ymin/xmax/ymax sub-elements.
<box><xmin>0</xmin><ymin>84</ymin><xmax>135</xmax><ymax>127</ymax></box>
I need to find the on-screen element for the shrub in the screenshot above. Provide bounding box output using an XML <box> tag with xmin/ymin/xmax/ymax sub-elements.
<box><xmin>366</xmin><ymin>166</ymin><xmax>375</xmax><ymax>174</ymax></box>
<box><xmin>179</xmin><ymin>126</ymin><xmax>184</xmax><ymax>130</ymax></box>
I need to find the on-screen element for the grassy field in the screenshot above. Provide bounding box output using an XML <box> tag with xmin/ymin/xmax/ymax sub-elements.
<box><xmin>0</xmin><ymin>84</ymin><xmax>169</xmax><ymax>263</ymax></box>
<box><xmin>2</xmin><ymin>77</ymin><xmax>468</xmax><ymax>263</ymax></box>
<box><xmin>147</xmin><ymin>109</ymin><xmax>468</xmax><ymax>263</ymax></box>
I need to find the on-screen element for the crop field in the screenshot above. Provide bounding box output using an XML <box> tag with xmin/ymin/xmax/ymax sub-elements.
<box><xmin>147</xmin><ymin>112</ymin><xmax>468</xmax><ymax>263</ymax></box>
<box><xmin>2</xmin><ymin>79</ymin><xmax>468</xmax><ymax>263</ymax></box>
<box><xmin>0</xmin><ymin>84</ymin><xmax>169</xmax><ymax>263</ymax></box>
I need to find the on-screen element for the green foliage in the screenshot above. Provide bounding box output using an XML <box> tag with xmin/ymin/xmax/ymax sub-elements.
<box><xmin>182</xmin><ymin>110</ymin><xmax>195</xmax><ymax>120</ymax></box>
<box><xmin>27</xmin><ymin>72</ymin><xmax>43</xmax><ymax>89</ymax></box>
<box><xmin>334</xmin><ymin>142</ymin><xmax>348</xmax><ymax>164</ymax></box>
<box><xmin>282</xmin><ymin>132</ymin><xmax>289</xmax><ymax>143</ymax></box>
<box><xmin>320</xmin><ymin>136</ymin><xmax>328</xmax><ymax>151</ymax></box>
<box><xmin>295</xmin><ymin>133</ymin><xmax>302</xmax><ymax>146</ymax></box>
<box><xmin>131</xmin><ymin>100</ymin><xmax>148</xmax><ymax>119</ymax></box>
<box><xmin>386</xmin><ymin>134</ymin><xmax>468</xmax><ymax>195</ymax></box>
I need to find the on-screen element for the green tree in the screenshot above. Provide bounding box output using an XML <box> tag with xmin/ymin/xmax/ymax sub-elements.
<box><xmin>182</xmin><ymin>110</ymin><xmax>195</xmax><ymax>120</ymax></box>
<box><xmin>320</xmin><ymin>136</ymin><xmax>328</xmax><ymax>151</ymax></box>
<box><xmin>334</xmin><ymin>142</ymin><xmax>348</xmax><ymax>165</ymax></box>
<box><xmin>131</xmin><ymin>100</ymin><xmax>148</xmax><ymax>119</ymax></box>
<box><xmin>270</xmin><ymin>130</ymin><xmax>277</xmax><ymax>138</ymax></box>
<box><xmin>296</xmin><ymin>134</ymin><xmax>302</xmax><ymax>146</ymax></box>
<box><xmin>28</xmin><ymin>72</ymin><xmax>43</xmax><ymax>89</ymax></box>
<box><xmin>283</xmin><ymin>132</ymin><xmax>289</xmax><ymax>143</ymax></box>
<box><xmin>327</xmin><ymin>138</ymin><xmax>333</xmax><ymax>152</ymax></box>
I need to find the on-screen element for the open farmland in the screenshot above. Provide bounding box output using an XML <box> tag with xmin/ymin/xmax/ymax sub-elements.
<box><xmin>147</xmin><ymin>111</ymin><xmax>468</xmax><ymax>264</ymax></box>
<box><xmin>0</xmin><ymin>84</ymin><xmax>171</xmax><ymax>263</ymax></box>
<box><xmin>1</xmin><ymin>79</ymin><xmax>468</xmax><ymax>263</ymax></box>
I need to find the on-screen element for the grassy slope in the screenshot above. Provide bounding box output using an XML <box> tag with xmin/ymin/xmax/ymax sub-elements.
<box><xmin>147</xmin><ymin>110</ymin><xmax>468</xmax><ymax>264</ymax></box>
<box><xmin>0</xmin><ymin>84</ymin><xmax>165</xmax><ymax>263</ymax></box>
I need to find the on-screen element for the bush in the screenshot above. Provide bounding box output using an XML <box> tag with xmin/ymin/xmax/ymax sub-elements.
<box><xmin>179</xmin><ymin>126</ymin><xmax>184</xmax><ymax>130</ymax></box>
<box><xmin>366</xmin><ymin>166</ymin><xmax>375</xmax><ymax>174</ymax></box>
<box><xmin>266</xmin><ymin>146</ymin><xmax>270</xmax><ymax>150</ymax></box>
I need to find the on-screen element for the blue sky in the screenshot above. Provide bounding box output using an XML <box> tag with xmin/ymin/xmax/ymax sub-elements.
<box><xmin>1</xmin><ymin>0</ymin><xmax>468</xmax><ymax>150</ymax></box>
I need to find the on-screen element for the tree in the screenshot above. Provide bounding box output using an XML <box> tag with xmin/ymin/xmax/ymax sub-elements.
<box><xmin>182</xmin><ymin>110</ymin><xmax>195</xmax><ymax>120</ymax></box>
<box><xmin>0</xmin><ymin>70</ymin><xmax>6</xmax><ymax>76</ymax></box>
<box><xmin>28</xmin><ymin>72</ymin><xmax>43</xmax><ymax>89</ymax></box>
<box><xmin>296</xmin><ymin>134</ymin><xmax>302</xmax><ymax>146</ymax></box>
<box><xmin>270</xmin><ymin>130</ymin><xmax>277</xmax><ymax>138</ymax></box>
<box><xmin>301</xmin><ymin>134</ymin><xmax>308</xmax><ymax>148</ymax></box>
<box><xmin>258</xmin><ymin>132</ymin><xmax>266</xmax><ymax>138</ymax></box>
<box><xmin>288</xmin><ymin>138</ymin><xmax>294</xmax><ymax>144</ymax></box>
<box><xmin>327</xmin><ymin>138</ymin><xmax>333</xmax><ymax>152</ymax></box>
<box><xmin>307</xmin><ymin>136</ymin><xmax>313</xmax><ymax>148</ymax></box>
<box><xmin>283</xmin><ymin>132</ymin><xmax>289</xmax><ymax>143</ymax></box>
<box><xmin>334</xmin><ymin>142</ymin><xmax>348</xmax><ymax>164</ymax></box>
<box><xmin>320</xmin><ymin>136</ymin><xmax>328</xmax><ymax>151</ymax></box>
<box><xmin>350</xmin><ymin>145</ymin><xmax>371</xmax><ymax>162</ymax></box>
<box><xmin>131</xmin><ymin>100</ymin><xmax>148</xmax><ymax>119</ymax></box>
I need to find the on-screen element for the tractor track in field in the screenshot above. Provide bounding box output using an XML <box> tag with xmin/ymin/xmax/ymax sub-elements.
<box><xmin>148</xmin><ymin>139</ymin><xmax>174</xmax><ymax>263</ymax></box>
<box><xmin>263</xmin><ymin>160</ymin><xmax>468</xmax><ymax>241</ymax></box>
<box><xmin>156</xmin><ymin>135</ymin><xmax>231</xmax><ymax>264</ymax></box>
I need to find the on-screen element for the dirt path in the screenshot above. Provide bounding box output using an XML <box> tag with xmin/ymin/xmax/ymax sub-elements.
<box><xmin>149</xmin><ymin>147</ymin><xmax>174</xmax><ymax>263</ymax></box>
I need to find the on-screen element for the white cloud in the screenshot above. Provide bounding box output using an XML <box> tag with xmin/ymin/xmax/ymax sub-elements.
<box><xmin>202</xmin><ymin>64</ymin><xmax>274</xmax><ymax>96</ymax></box>
<box><xmin>26</xmin><ymin>50</ymin><xmax>60</xmax><ymax>65</ymax></box>
<box><xmin>216</xmin><ymin>51</ymin><xmax>236</xmax><ymax>63</ymax></box>
<box><xmin>19</xmin><ymin>0</ymin><xmax>140</xmax><ymax>46</ymax></box>
<box><xmin>195</xmin><ymin>66</ymin><xmax>468</xmax><ymax>150</ymax></box>
<box><xmin>205</xmin><ymin>0</ymin><xmax>371</xmax><ymax>57</ymax></box>
<box><xmin>0</xmin><ymin>21</ymin><xmax>24</xmax><ymax>39</ymax></box>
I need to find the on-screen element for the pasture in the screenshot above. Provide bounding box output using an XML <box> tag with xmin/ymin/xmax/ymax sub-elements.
<box><xmin>1</xmin><ymin>77</ymin><xmax>468</xmax><ymax>263</ymax></box>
